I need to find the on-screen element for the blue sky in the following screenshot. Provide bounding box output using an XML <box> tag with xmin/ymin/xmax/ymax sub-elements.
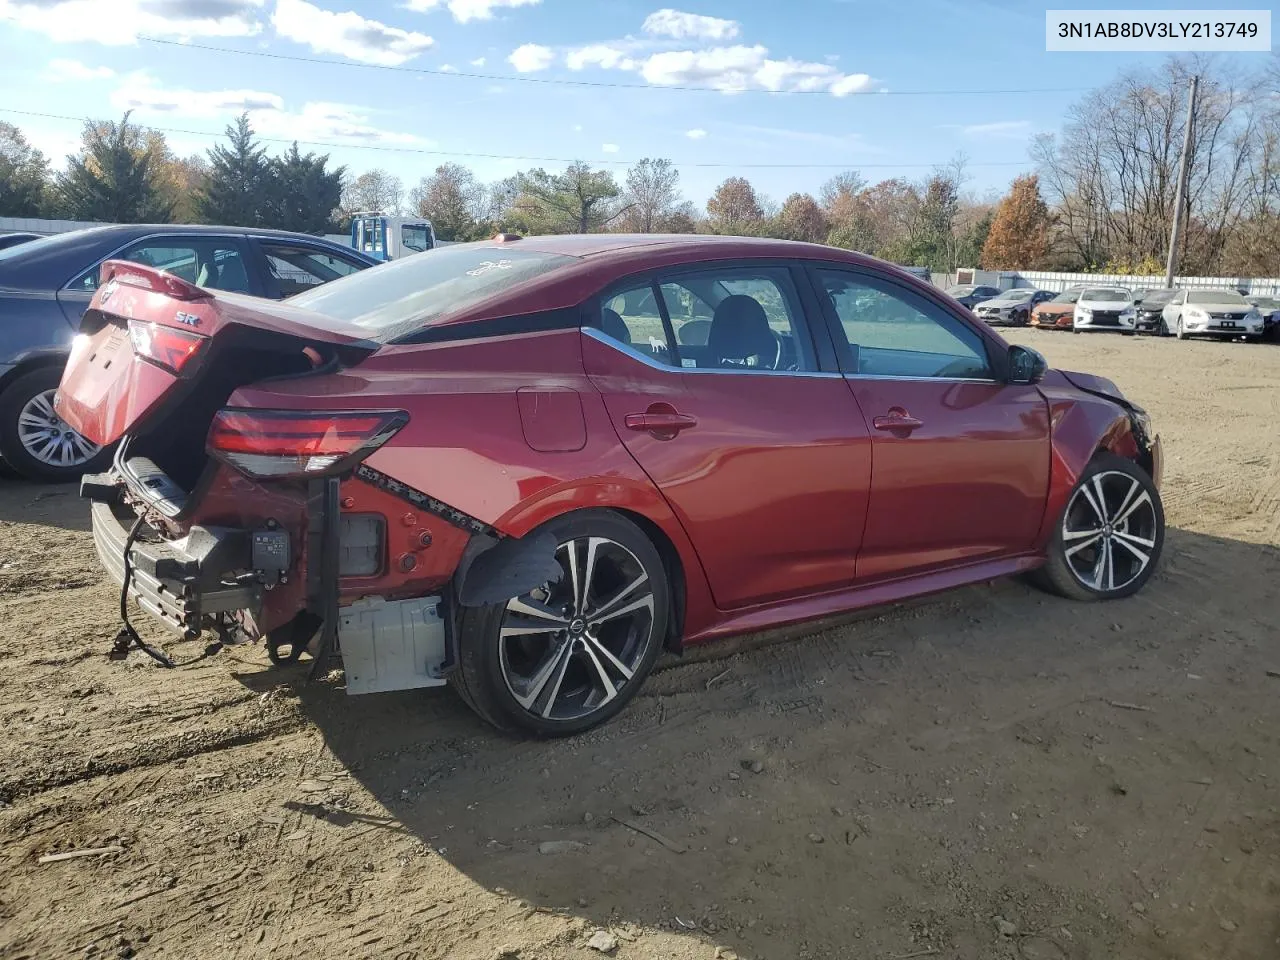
<box><xmin>0</xmin><ymin>0</ymin><xmax>1269</xmax><ymax>208</ymax></box>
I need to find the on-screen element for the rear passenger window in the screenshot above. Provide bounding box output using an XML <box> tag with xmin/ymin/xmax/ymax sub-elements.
<box><xmin>599</xmin><ymin>282</ymin><xmax>677</xmax><ymax>366</ymax></box>
<box><xmin>597</xmin><ymin>268</ymin><xmax>817</xmax><ymax>373</ymax></box>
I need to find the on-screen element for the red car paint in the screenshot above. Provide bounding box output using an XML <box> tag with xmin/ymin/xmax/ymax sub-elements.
<box><xmin>57</xmin><ymin>237</ymin><xmax>1159</xmax><ymax>648</ymax></box>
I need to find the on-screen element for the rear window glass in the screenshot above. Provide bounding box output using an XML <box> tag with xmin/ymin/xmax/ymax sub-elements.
<box><xmin>288</xmin><ymin>244</ymin><xmax>579</xmax><ymax>341</ymax></box>
<box><xmin>0</xmin><ymin>232</ymin><xmax>75</xmax><ymax>262</ymax></box>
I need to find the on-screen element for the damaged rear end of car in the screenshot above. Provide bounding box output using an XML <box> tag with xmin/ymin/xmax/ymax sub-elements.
<box><xmin>58</xmin><ymin>260</ymin><xmax>482</xmax><ymax>691</ymax></box>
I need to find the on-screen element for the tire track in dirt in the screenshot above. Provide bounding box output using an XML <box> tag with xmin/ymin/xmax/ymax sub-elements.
<box><xmin>0</xmin><ymin>711</ymin><xmax>309</xmax><ymax>804</ymax></box>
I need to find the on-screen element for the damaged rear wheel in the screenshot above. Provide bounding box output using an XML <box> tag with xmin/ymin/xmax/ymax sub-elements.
<box><xmin>451</xmin><ymin>510</ymin><xmax>669</xmax><ymax>736</ymax></box>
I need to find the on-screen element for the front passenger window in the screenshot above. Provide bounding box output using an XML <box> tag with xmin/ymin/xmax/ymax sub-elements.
<box><xmin>819</xmin><ymin>271</ymin><xmax>992</xmax><ymax>380</ymax></box>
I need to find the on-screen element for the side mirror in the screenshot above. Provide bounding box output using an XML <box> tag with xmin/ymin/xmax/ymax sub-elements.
<box><xmin>1008</xmin><ymin>344</ymin><xmax>1047</xmax><ymax>384</ymax></box>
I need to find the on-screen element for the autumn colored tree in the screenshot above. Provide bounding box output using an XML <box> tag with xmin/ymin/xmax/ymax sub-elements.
<box><xmin>981</xmin><ymin>174</ymin><xmax>1050</xmax><ymax>269</ymax></box>
<box><xmin>706</xmin><ymin>176</ymin><xmax>764</xmax><ymax>233</ymax></box>
<box><xmin>774</xmin><ymin>193</ymin><xmax>827</xmax><ymax>243</ymax></box>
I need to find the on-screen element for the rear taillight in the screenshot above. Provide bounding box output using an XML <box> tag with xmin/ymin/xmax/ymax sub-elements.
<box><xmin>208</xmin><ymin>409</ymin><xmax>407</xmax><ymax>479</ymax></box>
<box><xmin>128</xmin><ymin>320</ymin><xmax>206</xmax><ymax>374</ymax></box>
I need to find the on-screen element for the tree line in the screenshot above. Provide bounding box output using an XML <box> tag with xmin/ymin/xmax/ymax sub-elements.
<box><xmin>1</xmin><ymin>55</ymin><xmax>1276</xmax><ymax>275</ymax></box>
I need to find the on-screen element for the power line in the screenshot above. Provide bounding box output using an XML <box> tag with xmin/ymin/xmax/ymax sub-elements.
<box><xmin>138</xmin><ymin>36</ymin><xmax>1090</xmax><ymax>98</ymax></box>
<box><xmin>1</xmin><ymin>107</ymin><xmax>1034</xmax><ymax>170</ymax></box>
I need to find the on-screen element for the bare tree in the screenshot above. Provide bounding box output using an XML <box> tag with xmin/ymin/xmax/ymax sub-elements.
<box><xmin>342</xmin><ymin>169</ymin><xmax>403</xmax><ymax>217</ymax></box>
<box><xmin>618</xmin><ymin>158</ymin><xmax>682</xmax><ymax>233</ymax></box>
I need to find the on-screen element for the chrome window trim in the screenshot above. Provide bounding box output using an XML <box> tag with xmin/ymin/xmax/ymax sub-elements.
<box><xmin>844</xmin><ymin>373</ymin><xmax>1001</xmax><ymax>385</ymax></box>
<box><xmin>580</xmin><ymin>326</ymin><xmax>843</xmax><ymax>379</ymax></box>
<box><xmin>61</xmin><ymin>231</ymin><xmax>251</xmax><ymax>292</ymax></box>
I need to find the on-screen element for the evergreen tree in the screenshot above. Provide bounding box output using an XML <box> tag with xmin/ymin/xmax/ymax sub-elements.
<box><xmin>55</xmin><ymin>113</ymin><xmax>173</xmax><ymax>223</ymax></box>
<box><xmin>199</xmin><ymin>114</ymin><xmax>272</xmax><ymax>227</ymax></box>
<box><xmin>0</xmin><ymin>123</ymin><xmax>50</xmax><ymax>217</ymax></box>
<box><xmin>268</xmin><ymin>143</ymin><xmax>345</xmax><ymax>234</ymax></box>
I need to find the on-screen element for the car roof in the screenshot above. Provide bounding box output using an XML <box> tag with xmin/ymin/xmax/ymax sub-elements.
<box><xmin>422</xmin><ymin>235</ymin><xmax>922</xmax><ymax>328</ymax></box>
<box><xmin>0</xmin><ymin>223</ymin><xmax>374</xmax><ymax>290</ymax></box>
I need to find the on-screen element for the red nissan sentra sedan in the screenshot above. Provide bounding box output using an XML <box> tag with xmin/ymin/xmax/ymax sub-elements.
<box><xmin>56</xmin><ymin>235</ymin><xmax>1164</xmax><ymax>736</ymax></box>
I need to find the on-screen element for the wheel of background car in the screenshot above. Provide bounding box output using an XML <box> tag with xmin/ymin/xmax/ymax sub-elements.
<box><xmin>1158</xmin><ymin>318</ymin><xmax>1170</xmax><ymax>337</ymax></box>
<box><xmin>1033</xmin><ymin>452</ymin><xmax>1164</xmax><ymax>603</ymax></box>
<box><xmin>0</xmin><ymin>367</ymin><xmax>113</xmax><ymax>483</ymax></box>
<box><xmin>1176</xmin><ymin>315</ymin><xmax>1187</xmax><ymax>340</ymax></box>
<box><xmin>450</xmin><ymin>509</ymin><xmax>669</xmax><ymax>736</ymax></box>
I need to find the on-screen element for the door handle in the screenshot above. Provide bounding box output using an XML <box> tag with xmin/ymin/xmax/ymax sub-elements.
<box><xmin>873</xmin><ymin>410</ymin><xmax>923</xmax><ymax>432</ymax></box>
<box><xmin>625</xmin><ymin>411</ymin><xmax>698</xmax><ymax>434</ymax></box>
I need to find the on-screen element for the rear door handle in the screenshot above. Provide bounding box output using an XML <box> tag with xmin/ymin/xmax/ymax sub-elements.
<box><xmin>873</xmin><ymin>411</ymin><xmax>923</xmax><ymax>432</ymax></box>
<box><xmin>625</xmin><ymin>411</ymin><xmax>698</xmax><ymax>434</ymax></box>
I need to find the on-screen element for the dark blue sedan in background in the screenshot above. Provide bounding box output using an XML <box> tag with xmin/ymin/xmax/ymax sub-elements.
<box><xmin>0</xmin><ymin>225</ymin><xmax>377</xmax><ymax>482</ymax></box>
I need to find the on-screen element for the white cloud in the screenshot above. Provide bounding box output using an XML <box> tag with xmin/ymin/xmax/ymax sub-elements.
<box><xmin>642</xmin><ymin>8</ymin><xmax>739</xmax><ymax>41</ymax></box>
<box><xmin>470</xmin><ymin>56</ymin><xmax>486</xmax><ymax>66</ymax></box>
<box><xmin>272</xmin><ymin>0</ymin><xmax>433</xmax><ymax>66</ymax></box>
<box><xmin>601</xmin><ymin>142</ymin><xmax>619</xmax><ymax>153</ymax></box>
<box><xmin>960</xmin><ymin>120</ymin><xmax>1033</xmax><ymax>138</ymax></box>
<box><xmin>572</xmin><ymin>124</ymin><xmax>583</xmax><ymax>132</ymax></box>
<box><xmin>685</xmin><ymin>127</ymin><xmax>707</xmax><ymax>139</ymax></box>
<box><xmin>829</xmin><ymin>73</ymin><xmax>874</xmax><ymax>96</ymax></box>
<box><xmin>113</xmin><ymin>76</ymin><xmax>284</xmax><ymax>116</ymax></box>
<box><xmin>439</xmin><ymin>63</ymin><xmax>458</xmax><ymax>72</ymax></box>
<box><xmin>507</xmin><ymin>42</ymin><xmax>554</xmax><ymax>72</ymax></box>
<box><xmin>46</xmin><ymin>58</ymin><xmax>115</xmax><ymax>81</ymax></box>
<box><xmin>566</xmin><ymin>44</ymin><xmax>635</xmax><ymax>71</ymax></box>
<box><xmin>0</xmin><ymin>0</ymin><xmax>264</xmax><ymax>44</ymax></box>
<box><xmin>110</xmin><ymin>74</ymin><xmax>425</xmax><ymax>146</ymax></box>
<box><xmin>569</xmin><ymin>43</ymin><xmax>881</xmax><ymax>97</ymax></box>
<box><xmin>404</xmin><ymin>0</ymin><xmax>539</xmax><ymax>24</ymax></box>
<box><xmin>255</xmin><ymin>101</ymin><xmax>428</xmax><ymax>145</ymax></box>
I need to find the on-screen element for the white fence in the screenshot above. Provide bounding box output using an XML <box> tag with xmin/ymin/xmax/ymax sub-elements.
<box><xmin>0</xmin><ymin>216</ymin><xmax>106</xmax><ymax>236</ymax></box>
<box><xmin>927</xmin><ymin>268</ymin><xmax>1280</xmax><ymax>297</ymax></box>
<box><xmin>1013</xmin><ymin>271</ymin><xmax>1280</xmax><ymax>297</ymax></box>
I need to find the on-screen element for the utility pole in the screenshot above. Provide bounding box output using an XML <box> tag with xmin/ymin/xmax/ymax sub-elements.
<box><xmin>1164</xmin><ymin>74</ymin><xmax>1199</xmax><ymax>288</ymax></box>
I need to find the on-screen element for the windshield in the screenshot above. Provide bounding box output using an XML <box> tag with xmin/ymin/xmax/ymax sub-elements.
<box><xmin>1082</xmin><ymin>288</ymin><xmax>1131</xmax><ymax>302</ymax></box>
<box><xmin>1250</xmin><ymin>297</ymin><xmax>1279</xmax><ymax>309</ymax></box>
<box><xmin>1050</xmin><ymin>289</ymin><xmax>1083</xmax><ymax>304</ymax></box>
<box><xmin>946</xmin><ymin>286</ymin><xmax>975</xmax><ymax>296</ymax></box>
<box><xmin>288</xmin><ymin>244</ymin><xmax>579</xmax><ymax>341</ymax></box>
<box><xmin>1001</xmin><ymin>289</ymin><xmax>1034</xmax><ymax>301</ymax></box>
<box><xmin>1187</xmin><ymin>289</ymin><xmax>1249</xmax><ymax>305</ymax></box>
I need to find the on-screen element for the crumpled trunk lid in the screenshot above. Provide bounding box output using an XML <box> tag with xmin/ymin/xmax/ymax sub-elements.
<box><xmin>55</xmin><ymin>260</ymin><xmax>377</xmax><ymax>446</ymax></box>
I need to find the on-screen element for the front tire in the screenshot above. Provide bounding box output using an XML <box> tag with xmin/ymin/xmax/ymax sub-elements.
<box><xmin>0</xmin><ymin>367</ymin><xmax>111</xmax><ymax>483</ymax></box>
<box><xmin>1036</xmin><ymin>452</ymin><xmax>1164</xmax><ymax>602</ymax></box>
<box><xmin>450</xmin><ymin>510</ymin><xmax>670</xmax><ymax>737</ymax></box>
<box><xmin>1176</xmin><ymin>316</ymin><xmax>1187</xmax><ymax>340</ymax></box>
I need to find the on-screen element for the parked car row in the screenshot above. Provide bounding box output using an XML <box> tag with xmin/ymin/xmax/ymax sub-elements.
<box><xmin>936</xmin><ymin>281</ymin><xmax>1278</xmax><ymax>342</ymax></box>
<box><xmin>0</xmin><ymin>225</ymin><xmax>379</xmax><ymax>482</ymax></box>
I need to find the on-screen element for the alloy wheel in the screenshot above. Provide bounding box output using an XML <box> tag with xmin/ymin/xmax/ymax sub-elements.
<box><xmin>17</xmin><ymin>388</ymin><xmax>100</xmax><ymax>468</ymax></box>
<box><xmin>499</xmin><ymin>536</ymin><xmax>656</xmax><ymax>722</ymax></box>
<box><xmin>1061</xmin><ymin>471</ymin><xmax>1158</xmax><ymax>593</ymax></box>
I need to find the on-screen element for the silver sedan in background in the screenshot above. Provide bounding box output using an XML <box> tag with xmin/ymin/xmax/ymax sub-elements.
<box><xmin>1163</xmin><ymin>289</ymin><xmax>1266</xmax><ymax>341</ymax></box>
<box><xmin>972</xmin><ymin>288</ymin><xmax>1053</xmax><ymax>326</ymax></box>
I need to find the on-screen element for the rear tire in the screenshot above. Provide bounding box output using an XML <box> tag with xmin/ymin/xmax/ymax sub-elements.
<box><xmin>1035</xmin><ymin>452</ymin><xmax>1164</xmax><ymax>602</ymax></box>
<box><xmin>450</xmin><ymin>510</ymin><xmax>669</xmax><ymax>737</ymax></box>
<box><xmin>0</xmin><ymin>366</ymin><xmax>113</xmax><ymax>483</ymax></box>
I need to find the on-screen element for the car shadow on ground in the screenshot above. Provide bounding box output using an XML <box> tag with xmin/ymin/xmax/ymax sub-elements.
<box><xmin>0</xmin><ymin>477</ymin><xmax>90</xmax><ymax>532</ymax></box>
<box><xmin>234</xmin><ymin>525</ymin><xmax>1280</xmax><ymax>960</ymax></box>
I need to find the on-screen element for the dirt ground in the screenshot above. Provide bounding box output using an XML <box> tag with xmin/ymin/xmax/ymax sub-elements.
<box><xmin>2</xmin><ymin>329</ymin><xmax>1279</xmax><ymax>960</ymax></box>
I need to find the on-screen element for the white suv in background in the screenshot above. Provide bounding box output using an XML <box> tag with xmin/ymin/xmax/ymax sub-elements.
<box><xmin>1073</xmin><ymin>287</ymin><xmax>1136</xmax><ymax>335</ymax></box>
